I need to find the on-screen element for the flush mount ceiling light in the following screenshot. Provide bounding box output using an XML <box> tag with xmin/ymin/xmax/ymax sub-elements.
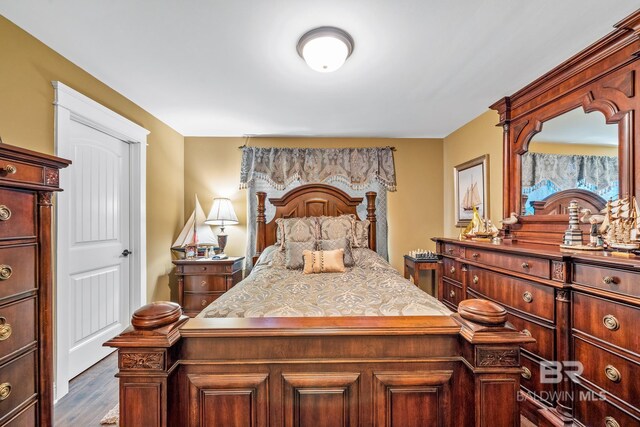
<box><xmin>297</xmin><ymin>26</ymin><xmax>354</xmax><ymax>73</ymax></box>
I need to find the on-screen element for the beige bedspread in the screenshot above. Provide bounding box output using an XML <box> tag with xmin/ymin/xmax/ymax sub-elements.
<box><xmin>199</xmin><ymin>246</ymin><xmax>451</xmax><ymax>318</ymax></box>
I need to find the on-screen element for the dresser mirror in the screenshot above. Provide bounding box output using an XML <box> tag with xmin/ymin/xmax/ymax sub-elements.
<box><xmin>520</xmin><ymin>107</ymin><xmax>619</xmax><ymax>216</ymax></box>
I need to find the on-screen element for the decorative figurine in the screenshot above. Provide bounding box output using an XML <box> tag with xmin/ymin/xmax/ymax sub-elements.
<box><xmin>599</xmin><ymin>196</ymin><xmax>640</xmax><ymax>257</ymax></box>
<box><xmin>560</xmin><ymin>201</ymin><xmax>584</xmax><ymax>248</ymax></box>
<box><xmin>462</xmin><ymin>206</ymin><xmax>499</xmax><ymax>242</ymax></box>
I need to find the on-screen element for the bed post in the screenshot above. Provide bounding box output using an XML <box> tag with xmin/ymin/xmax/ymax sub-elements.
<box><xmin>454</xmin><ymin>299</ymin><xmax>535</xmax><ymax>427</ymax></box>
<box><xmin>105</xmin><ymin>302</ymin><xmax>188</xmax><ymax>427</ymax></box>
<box><xmin>365</xmin><ymin>191</ymin><xmax>377</xmax><ymax>251</ymax></box>
<box><xmin>256</xmin><ymin>191</ymin><xmax>267</xmax><ymax>258</ymax></box>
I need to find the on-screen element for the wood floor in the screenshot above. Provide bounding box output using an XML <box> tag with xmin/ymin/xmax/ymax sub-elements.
<box><xmin>54</xmin><ymin>351</ymin><xmax>119</xmax><ymax>426</ymax></box>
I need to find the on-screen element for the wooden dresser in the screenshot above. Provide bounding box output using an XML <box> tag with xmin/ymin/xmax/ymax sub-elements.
<box><xmin>173</xmin><ymin>257</ymin><xmax>244</xmax><ymax>317</ymax></box>
<box><xmin>0</xmin><ymin>143</ymin><xmax>69</xmax><ymax>426</ymax></box>
<box><xmin>434</xmin><ymin>238</ymin><xmax>640</xmax><ymax>427</ymax></box>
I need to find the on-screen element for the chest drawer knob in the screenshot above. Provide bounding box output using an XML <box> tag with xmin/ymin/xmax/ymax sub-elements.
<box><xmin>521</xmin><ymin>367</ymin><xmax>532</xmax><ymax>380</ymax></box>
<box><xmin>0</xmin><ymin>205</ymin><xmax>11</xmax><ymax>221</ymax></box>
<box><xmin>449</xmin><ymin>266</ymin><xmax>456</xmax><ymax>274</ymax></box>
<box><xmin>0</xmin><ymin>383</ymin><xmax>11</xmax><ymax>400</ymax></box>
<box><xmin>472</xmin><ymin>275</ymin><xmax>479</xmax><ymax>284</ymax></box>
<box><xmin>521</xmin><ymin>262</ymin><xmax>530</xmax><ymax>269</ymax></box>
<box><xmin>602</xmin><ymin>276</ymin><xmax>616</xmax><ymax>285</ymax></box>
<box><xmin>605</xmin><ymin>416</ymin><xmax>620</xmax><ymax>427</ymax></box>
<box><xmin>1</xmin><ymin>164</ymin><xmax>16</xmax><ymax>175</ymax></box>
<box><xmin>447</xmin><ymin>248</ymin><xmax>453</xmax><ymax>255</ymax></box>
<box><xmin>0</xmin><ymin>265</ymin><xmax>12</xmax><ymax>280</ymax></box>
<box><xmin>602</xmin><ymin>315</ymin><xmax>620</xmax><ymax>331</ymax></box>
<box><xmin>604</xmin><ymin>365</ymin><xmax>621</xmax><ymax>383</ymax></box>
<box><xmin>522</xmin><ymin>291</ymin><xmax>533</xmax><ymax>303</ymax></box>
<box><xmin>0</xmin><ymin>317</ymin><xmax>11</xmax><ymax>341</ymax></box>
<box><xmin>471</xmin><ymin>253</ymin><xmax>479</xmax><ymax>259</ymax></box>
<box><xmin>521</xmin><ymin>329</ymin><xmax>532</xmax><ymax>337</ymax></box>
<box><xmin>449</xmin><ymin>289</ymin><xmax>456</xmax><ymax>298</ymax></box>
<box><xmin>201</xmin><ymin>299</ymin><xmax>208</xmax><ymax>307</ymax></box>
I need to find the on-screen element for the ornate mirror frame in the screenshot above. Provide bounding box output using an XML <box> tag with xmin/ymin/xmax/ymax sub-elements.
<box><xmin>491</xmin><ymin>11</ymin><xmax>640</xmax><ymax>245</ymax></box>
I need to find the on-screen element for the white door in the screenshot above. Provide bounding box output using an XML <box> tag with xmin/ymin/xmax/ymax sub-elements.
<box><xmin>62</xmin><ymin>122</ymin><xmax>131</xmax><ymax>379</ymax></box>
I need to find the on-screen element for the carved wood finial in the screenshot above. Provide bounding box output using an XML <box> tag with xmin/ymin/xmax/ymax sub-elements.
<box><xmin>131</xmin><ymin>302</ymin><xmax>182</xmax><ymax>330</ymax></box>
<box><xmin>458</xmin><ymin>299</ymin><xmax>507</xmax><ymax>326</ymax></box>
<box><xmin>365</xmin><ymin>192</ymin><xmax>377</xmax><ymax>251</ymax></box>
<box><xmin>256</xmin><ymin>192</ymin><xmax>267</xmax><ymax>255</ymax></box>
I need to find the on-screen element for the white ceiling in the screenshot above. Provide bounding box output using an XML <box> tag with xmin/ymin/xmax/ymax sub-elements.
<box><xmin>1</xmin><ymin>1</ymin><xmax>638</xmax><ymax>138</ymax></box>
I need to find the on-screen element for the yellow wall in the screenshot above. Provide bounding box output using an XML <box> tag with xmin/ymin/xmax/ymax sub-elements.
<box><xmin>529</xmin><ymin>141</ymin><xmax>618</xmax><ymax>157</ymax></box>
<box><xmin>184</xmin><ymin>137</ymin><xmax>444</xmax><ymax>272</ymax></box>
<box><xmin>443</xmin><ymin>110</ymin><xmax>503</xmax><ymax>237</ymax></box>
<box><xmin>0</xmin><ymin>16</ymin><xmax>184</xmax><ymax>302</ymax></box>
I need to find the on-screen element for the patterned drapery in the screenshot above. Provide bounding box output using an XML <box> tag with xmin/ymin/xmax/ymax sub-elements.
<box><xmin>521</xmin><ymin>152</ymin><xmax>618</xmax><ymax>215</ymax></box>
<box><xmin>240</xmin><ymin>146</ymin><xmax>397</xmax><ymax>191</ymax></box>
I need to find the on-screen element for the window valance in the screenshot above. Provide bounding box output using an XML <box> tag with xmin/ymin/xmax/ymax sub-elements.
<box><xmin>239</xmin><ymin>146</ymin><xmax>397</xmax><ymax>191</ymax></box>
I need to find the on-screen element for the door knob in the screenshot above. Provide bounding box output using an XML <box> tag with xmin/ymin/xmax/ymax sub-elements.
<box><xmin>121</xmin><ymin>249</ymin><xmax>132</xmax><ymax>257</ymax></box>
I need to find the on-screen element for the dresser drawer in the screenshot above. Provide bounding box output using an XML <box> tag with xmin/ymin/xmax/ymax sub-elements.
<box><xmin>464</xmin><ymin>248</ymin><xmax>550</xmax><ymax>279</ymax></box>
<box><xmin>0</xmin><ymin>158</ymin><xmax>45</xmax><ymax>187</ymax></box>
<box><xmin>0</xmin><ymin>245</ymin><xmax>37</xmax><ymax>300</ymax></box>
<box><xmin>0</xmin><ymin>298</ymin><xmax>36</xmax><ymax>364</ymax></box>
<box><xmin>506</xmin><ymin>311</ymin><xmax>554</xmax><ymax>361</ymax></box>
<box><xmin>442</xmin><ymin>279</ymin><xmax>463</xmax><ymax>307</ymax></box>
<box><xmin>573</xmin><ymin>263</ymin><xmax>640</xmax><ymax>298</ymax></box>
<box><xmin>574</xmin><ymin>383</ymin><xmax>640</xmax><ymax>427</ymax></box>
<box><xmin>184</xmin><ymin>275</ymin><xmax>227</xmax><ymax>292</ymax></box>
<box><xmin>2</xmin><ymin>401</ymin><xmax>36</xmax><ymax>426</ymax></box>
<box><xmin>442</xmin><ymin>258</ymin><xmax>462</xmax><ymax>283</ymax></box>
<box><xmin>468</xmin><ymin>267</ymin><xmax>555</xmax><ymax>322</ymax></box>
<box><xmin>519</xmin><ymin>354</ymin><xmax>554</xmax><ymax>403</ymax></box>
<box><xmin>0</xmin><ymin>350</ymin><xmax>36</xmax><ymax>422</ymax></box>
<box><xmin>574</xmin><ymin>337</ymin><xmax>639</xmax><ymax>408</ymax></box>
<box><xmin>0</xmin><ymin>189</ymin><xmax>36</xmax><ymax>241</ymax></box>
<box><xmin>183</xmin><ymin>292</ymin><xmax>223</xmax><ymax>311</ymax></box>
<box><xmin>441</xmin><ymin>243</ymin><xmax>463</xmax><ymax>258</ymax></box>
<box><xmin>182</xmin><ymin>263</ymin><xmax>237</xmax><ymax>275</ymax></box>
<box><xmin>572</xmin><ymin>292</ymin><xmax>639</xmax><ymax>354</ymax></box>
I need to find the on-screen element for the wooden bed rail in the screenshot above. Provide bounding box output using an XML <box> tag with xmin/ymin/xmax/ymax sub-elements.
<box><xmin>106</xmin><ymin>299</ymin><xmax>533</xmax><ymax>427</ymax></box>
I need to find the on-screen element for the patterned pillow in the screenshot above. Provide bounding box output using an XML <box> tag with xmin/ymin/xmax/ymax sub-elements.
<box><xmin>318</xmin><ymin>215</ymin><xmax>356</xmax><ymax>242</ymax></box>
<box><xmin>275</xmin><ymin>217</ymin><xmax>319</xmax><ymax>249</ymax></box>
<box><xmin>317</xmin><ymin>238</ymin><xmax>354</xmax><ymax>267</ymax></box>
<box><xmin>353</xmin><ymin>219</ymin><xmax>370</xmax><ymax>248</ymax></box>
<box><xmin>284</xmin><ymin>241</ymin><xmax>316</xmax><ymax>269</ymax></box>
<box><xmin>302</xmin><ymin>249</ymin><xmax>346</xmax><ymax>274</ymax></box>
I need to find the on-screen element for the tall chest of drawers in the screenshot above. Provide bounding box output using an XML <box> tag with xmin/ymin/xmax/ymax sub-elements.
<box><xmin>0</xmin><ymin>143</ymin><xmax>69</xmax><ymax>426</ymax></box>
<box><xmin>434</xmin><ymin>237</ymin><xmax>640</xmax><ymax>427</ymax></box>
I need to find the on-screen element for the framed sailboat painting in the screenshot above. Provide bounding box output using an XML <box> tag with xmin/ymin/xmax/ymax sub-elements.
<box><xmin>454</xmin><ymin>154</ymin><xmax>489</xmax><ymax>226</ymax></box>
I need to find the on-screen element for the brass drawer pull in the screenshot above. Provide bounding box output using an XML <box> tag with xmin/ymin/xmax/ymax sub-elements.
<box><xmin>0</xmin><ymin>317</ymin><xmax>11</xmax><ymax>341</ymax></box>
<box><xmin>449</xmin><ymin>266</ymin><xmax>456</xmax><ymax>274</ymax></box>
<box><xmin>522</xmin><ymin>291</ymin><xmax>533</xmax><ymax>303</ymax></box>
<box><xmin>0</xmin><ymin>205</ymin><xmax>11</xmax><ymax>221</ymax></box>
<box><xmin>201</xmin><ymin>267</ymin><xmax>207</xmax><ymax>271</ymax></box>
<box><xmin>521</xmin><ymin>262</ymin><xmax>530</xmax><ymax>269</ymax></box>
<box><xmin>447</xmin><ymin>248</ymin><xmax>453</xmax><ymax>254</ymax></box>
<box><xmin>200</xmin><ymin>280</ymin><xmax>207</xmax><ymax>286</ymax></box>
<box><xmin>0</xmin><ymin>383</ymin><xmax>11</xmax><ymax>400</ymax></box>
<box><xmin>603</xmin><ymin>315</ymin><xmax>620</xmax><ymax>331</ymax></box>
<box><xmin>201</xmin><ymin>299</ymin><xmax>208</xmax><ymax>307</ymax></box>
<box><xmin>0</xmin><ymin>265</ymin><xmax>12</xmax><ymax>281</ymax></box>
<box><xmin>605</xmin><ymin>416</ymin><xmax>620</xmax><ymax>427</ymax></box>
<box><xmin>471</xmin><ymin>253</ymin><xmax>479</xmax><ymax>259</ymax></box>
<box><xmin>449</xmin><ymin>290</ymin><xmax>456</xmax><ymax>298</ymax></box>
<box><xmin>521</xmin><ymin>329</ymin><xmax>532</xmax><ymax>337</ymax></box>
<box><xmin>521</xmin><ymin>367</ymin><xmax>532</xmax><ymax>380</ymax></box>
<box><xmin>602</xmin><ymin>276</ymin><xmax>616</xmax><ymax>285</ymax></box>
<box><xmin>472</xmin><ymin>275</ymin><xmax>479</xmax><ymax>284</ymax></box>
<box><xmin>604</xmin><ymin>365</ymin><xmax>621</xmax><ymax>383</ymax></box>
<box><xmin>1</xmin><ymin>164</ymin><xmax>16</xmax><ymax>174</ymax></box>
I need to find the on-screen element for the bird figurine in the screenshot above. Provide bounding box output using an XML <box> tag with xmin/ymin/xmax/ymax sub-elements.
<box><xmin>500</xmin><ymin>212</ymin><xmax>519</xmax><ymax>225</ymax></box>
<box><xmin>579</xmin><ymin>208</ymin><xmax>605</xmax><ymax>225</ymax></box>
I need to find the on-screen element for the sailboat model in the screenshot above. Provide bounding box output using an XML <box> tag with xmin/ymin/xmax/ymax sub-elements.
<box><xmin>600</xmin><ymin>196</ymin><xmax>640</xmax><ymax>253</ymax></box>
<box><xmin>462</xmin><ymin>181</ymin><xmax>482</xmax><ymax>211</ymax></box>
<box><xmin>172</xmin><ymin>195</ymin><xmax>218</xmax><ymax>252</ymax></box>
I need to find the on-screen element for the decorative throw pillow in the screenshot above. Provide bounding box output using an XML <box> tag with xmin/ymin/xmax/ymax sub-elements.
<box><xmin>318</xmin><ymin>215</ymin><xmax>356</xmax><ymax>242</ymax></box>
<box><xmin>275</xmin><ymin>217</ymin><xmax>319</xmax><ymax>249</ymax></box>
<box><xmin>302</xmin><ymin>249</ymin><xmax>346</xmax><ymax>274</ymax></box>
<box><xmin>317</xmin><ymin>238</ymin><xmax>354</xmax><ymax>267</ymax></box>
<box><xmin>353</xmin><ymin>219</ymin><xmax>370</xmax><ymax>248</ymax></box>
<box><xmin>285</xmin><ymin>241</ymin><xmax>316</xmax><ymax>269</ymax></box>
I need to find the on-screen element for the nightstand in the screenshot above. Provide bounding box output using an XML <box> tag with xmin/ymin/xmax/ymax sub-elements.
<box><xmin>173</xmin><ymin>257</ymin><xmax>244</xmax><ymax>317</ymax></box>
<box><xmin>403</xmin><ymin>255</ymin><xmax>438</xmax><ymax>296</ymax></box>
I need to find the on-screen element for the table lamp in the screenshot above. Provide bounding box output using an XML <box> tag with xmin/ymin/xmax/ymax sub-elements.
<box><xmin>205</xmin><ymin>198</ymin><xmax>239</xmax><ymax>255</ymax></box>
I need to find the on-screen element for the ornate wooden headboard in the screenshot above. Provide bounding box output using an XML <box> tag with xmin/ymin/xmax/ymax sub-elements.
<box><xmin>255</xmin><ymin>184</ymin><xmax>377</xmax><ymax>257</ymax></box>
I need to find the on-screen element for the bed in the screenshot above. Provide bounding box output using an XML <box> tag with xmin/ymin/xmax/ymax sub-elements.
<box><xmin>106</xmin><ymin>184</ymin><xmax>533</xmax><ymax>427</ymax></box>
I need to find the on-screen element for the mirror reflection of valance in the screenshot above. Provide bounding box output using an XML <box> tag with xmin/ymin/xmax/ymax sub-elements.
<box><xmin>240</xmin><ymin>146</ymin><xmax>397</xmax><ymax>191</ymax></box>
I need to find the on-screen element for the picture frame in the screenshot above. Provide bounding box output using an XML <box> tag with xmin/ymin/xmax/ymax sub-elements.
<box><xmin>454</xmin><ymin>154</ymin><xmax>489</xmax><ymax>227</ymax></box>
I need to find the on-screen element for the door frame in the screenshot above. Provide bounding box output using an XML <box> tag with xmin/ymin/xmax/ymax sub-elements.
<box><xmin>52</xmin><ymin>81</ymin><xmax>149</xmax><ymax>401</ymax></box>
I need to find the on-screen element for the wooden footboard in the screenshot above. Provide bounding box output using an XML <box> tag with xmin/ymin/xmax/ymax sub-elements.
<box><xmin>106</xmin><ymin>299</ymin><xmax>533</xmax><ymax>426</ymax></box>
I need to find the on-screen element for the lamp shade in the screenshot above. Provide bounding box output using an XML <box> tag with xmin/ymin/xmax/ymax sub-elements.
<box><xmin>205</xmin><ymin>198</ymin><xmax>239</xmax><ymax>226</ymax></box>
